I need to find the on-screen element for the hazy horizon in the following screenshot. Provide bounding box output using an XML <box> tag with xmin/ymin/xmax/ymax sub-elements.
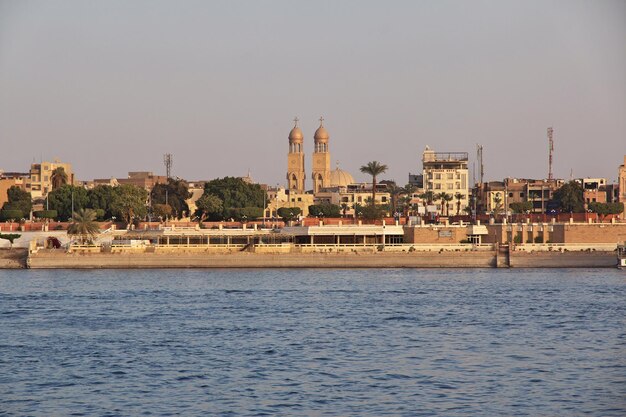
<box><xmin>1</xmin><ymin>0</ymin><xmax>624</xmax><ymax>185</ymax></box>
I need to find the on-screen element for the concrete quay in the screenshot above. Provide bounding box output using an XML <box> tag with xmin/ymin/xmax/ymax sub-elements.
<box><xmin>22</xmin><ymin>248</ymin><xmax>618</xmax><ymax>269</ymax></box>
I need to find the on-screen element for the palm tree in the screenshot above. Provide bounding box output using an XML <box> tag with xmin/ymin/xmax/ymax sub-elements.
<box><xmin>442</xmin><ymin>193</ymin><xmax>454</xmax><ymax>216</ymax></box>
<box><xmin>51</xmin><ymin>167</ymin><xmax>68</xmax><ymax>190</ymax></box>
<box><xmin>360</xmin><ymin>161</ymin><xmax>388</xmax><ymax>206</ymax></box>
<box><xmin>67</xmin><ymin>208</ymin><xmax>100</xmax><ymax>244</ymax></box>
<box><xmin>454</xmin><ymin>192</ymin><xmax>464</xmax><ymax>215</ymax></box>
<box><xmin>436</xmin><ymin>192</ymin><xmax>446</xmax><ymax>215</ymax></box>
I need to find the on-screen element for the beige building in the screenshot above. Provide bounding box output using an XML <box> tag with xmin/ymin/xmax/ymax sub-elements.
<box><xmin>314</xmin><ymin>183</ymin><xmax>391</xmax><ymax>216</ymax></box>
<box><xmin>26</xmin><ymin>160</ymin><xmax>75</xmax><ymax>199</ymax></box>
<box><xmin>422</xmin><ymin>147</ymin><xmax>469</xmax><ymax>215</ymax></box>
<box><xmin>266</xmin><ymin>186</ymin><xmax>314</xmax><ymax>218</ymax></box>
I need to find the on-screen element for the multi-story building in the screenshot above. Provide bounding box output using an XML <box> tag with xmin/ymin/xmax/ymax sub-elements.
<box><xmin>474</xmin><ymin>178</ymin><xmax>564</xmax><ymax>215</ymax></box>
<box><xmin>26</xmin><ymin>160</ymin><xmax>74</xmax><ymax>199</ymax></box>
<box><xmin>422</xmin><ymin>147</ymin><xmax>469</xmax><ymax>215</ymax></box>
<box><xmin>314</xmin><ymin>183</ymin><xmax>391</xmax><ymax>217</ymax></box>
<box><xmin>116</xmin><ymin>172</ymin><xmax>167</xmax><ymax>192</ymax></box>
<box><xmin>0</xmin><ymin>171</ymin><xmax>29</xmax><ymax>208</ymax></box>
<box><xmin>579</xmin><ymin>178</ymin><xmax>607</xmax><ymax>207</ymax></box>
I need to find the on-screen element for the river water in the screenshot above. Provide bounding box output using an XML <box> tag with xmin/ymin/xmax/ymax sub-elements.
<box><xmin>0</xmin><ymin>268</ymin><xmax>624</xmax><ymax>416</ymax></box>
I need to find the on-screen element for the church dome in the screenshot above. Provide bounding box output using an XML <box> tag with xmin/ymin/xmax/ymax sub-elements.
<box><xmin>329</xmin><ymin>167</ymin><xmax>355</xmax><ymax>187</ymax></box>
<box><xmin>289</xmin><ymin>126</ymin><xmax>303</xmax><ymax>142</ymax></box>
<box><xmin>314</xmin><ymin>125</ymin><xmax>329</xmax><ymax>142</ymax></box>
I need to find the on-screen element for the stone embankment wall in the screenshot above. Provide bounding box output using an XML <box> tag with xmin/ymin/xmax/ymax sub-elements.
<box><xmin>28</xmin><ymin>250</ymin><xmax>497</xmax><ymax>269</ymax></box>
<box><xmin>0</xmin><ymin>249</ymin><xmax>28</xmax><ymax>268</ymax></box>
<box><xmin>509</xmin><ymin>251</ymin><xmax>617</xmax><ymax>268</ymax></box>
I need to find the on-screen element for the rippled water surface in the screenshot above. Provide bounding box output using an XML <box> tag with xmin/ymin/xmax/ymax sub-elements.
<box><xmin>1</xmin><ymin>268</ymin><xmax>625</xmax><ymax>416</ymax></box>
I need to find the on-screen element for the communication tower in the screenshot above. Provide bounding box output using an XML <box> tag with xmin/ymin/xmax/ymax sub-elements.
<box><xmin>547</xmin><ymin>127</ymin><xmax>554</xmax><ymax>181</ymax></box>
<box><xmin>164</xmin><ymin>153</ymin><xmax>173</xmax><ymax>179</ymax></box>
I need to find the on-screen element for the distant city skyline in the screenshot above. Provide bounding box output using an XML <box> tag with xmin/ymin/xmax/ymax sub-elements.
<box><xmin>1</xmin><ymin>0</ymin><xmax>624</xmax><ymax>185</ymax></box>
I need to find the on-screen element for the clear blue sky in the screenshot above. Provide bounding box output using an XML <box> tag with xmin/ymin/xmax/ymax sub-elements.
<box><xmin>1</xmin><ymin>0</ymin><xmax>624</xmax><ymax>185</ymax></box>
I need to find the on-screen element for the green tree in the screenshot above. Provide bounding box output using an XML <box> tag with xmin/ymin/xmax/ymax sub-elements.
<box><xmin>51</xmin><ymin>167</ymin><xmax>69</xmax><ymax>190</ymax></box>
<box><xmin>442</xmin><ymin>193</ymin><xmax>454</xmax><ymax>216</ymax></box>
<box><xmin>195</xmin><ymin>195</ymin><xmax>223</xmax><ymax>221</ymax></box>
<box><xmin>454</xmin><ymin>192</ymin><xmax>464</xmax><ymax>215</ymax></box>
<box><xmin>509</xmin><ymin>201</ymin><xmax>533</xmax><ymax>213</ymax></box>
<box><xmin>361</xmin><ymin>204</ymin><xmax>385</xmax><ymax>220</ymax></box>
<box><xmin>588</xmin><ymin>202</ymin><xmax>624</xmax><ymax>221</ymax></box>
<box><xmin>360</xmin><ymin>161</ymin><xmax>388</xmax><ymax>206</ymax></box>
<box><xmin>87</xmin><ymin>185</ymin><xmax>117</xmax><ymax>220</ymax></box>
<box><xmin>153</xmin><ymin>203</ymin><xmax>173</xmax><ymax>220</ymax></box>
<box><xmin>67</xmin><ymin>208</ymin><xmax>100</xmax><ymax>244</ymax></box>
<box><xmin>0</xmin><ymin>233</ymin><xmax>21</xmax><ymax>248</ymax></box>
<box><xmin>47</xmin><ymin>185</ymin><xmax>89</xmax><ymax>221</ymax></box>
<box><xmin>110</xmin><ymin>184</ymin><xmax>148</xmax><ymax>224</ymax></box>
<box><xmin>277</xmin><ymin>207</ymin><xmax>302</xmax><ymax>221</ymax></box>
<box><xmin>151</xmin><ymin>178</ymin><xmax>191</xmax><ymax>219</ymax></box>
<box><xmin>1</xmin><ymin>186</ymin><xmax>32</xmax><ymax>218</ymax></box>
<box><xmin>552</xmin><ymin>181</ymin><xmax>584</xmax><ymax>213</ymax></box>
<box><xmin>308</xmin><ymin>204</ymin><xmax>341</xmax><ymax>218</ymax></box>
<box><xmin>201</xmin><ymin>177</ymin><xmax>264</xmax><ymax>220</ymax></box>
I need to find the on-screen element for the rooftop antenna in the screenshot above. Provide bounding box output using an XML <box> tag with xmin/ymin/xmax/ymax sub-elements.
<box><xmin>163</xmin><ymin>153</ymin><xmax>173</xmax><ymax>179</ymax></box>
<box><xmin>547</xmin><ymin>127</ymin><xmax>554</xmax><ymax>181</ymax></box>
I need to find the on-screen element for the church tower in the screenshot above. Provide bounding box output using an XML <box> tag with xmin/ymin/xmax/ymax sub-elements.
<box><xmin>312</xmin><ymin>116</ymin><xmax>331</xmax><ymax>193</ymax></box>
<box><xmin>287</xmin><ymin>117</ymin><xmax>306</xmax><ymax>192</ymax></box>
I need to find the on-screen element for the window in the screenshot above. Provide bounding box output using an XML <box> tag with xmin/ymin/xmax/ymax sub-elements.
<box><xmin>520</xmin><ymin>193</ymin><xmax>525</xmax><ymax>198</ymax></box>
<box><xmin>297</xmin><ymin>198</ymin><xmax>302</xmax><ymax>202</ymax></box>
<box><xmin>509</xmin><ymin>193</ymin><xmax>513</xmax><ymax>198</ymax></box>
<box><xmin>44</xmin><ymin>176</ymin><xmax>49</xmax><ymax>182</ymax></box>
<box><xmin>435</xmin><ymin>173</ymin><xmax>441</xmax><ymax>180</ymax></box>
<box><xmin>435</xmin><ymin>184</ymin><xmax>442</xmax><ymax>190</ymax></box>
<box><xmin>447</xmin><ymin>184</ymin><xmax>453</xmax><ymax>189</ymax></box>
<box><xmin>381</xmin><ymin>196</ymin><xmax>387</xmax><ymax>202</ymax></box>
<box><xmin>447</xmin><ymin>173</ymin><xmax>453</xmax><ymax>180</ymax></box>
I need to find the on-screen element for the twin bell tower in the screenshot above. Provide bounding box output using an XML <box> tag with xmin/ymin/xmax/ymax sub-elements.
<box><xmin>287</xmin><ymin>117</ymin><xmax>331</xmax><ymax>194</ymax></box>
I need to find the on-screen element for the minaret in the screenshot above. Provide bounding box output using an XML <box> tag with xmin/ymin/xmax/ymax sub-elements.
<box><xmin>287</xmin><ymin>117</ymin><xmax>306</xmax><ymax>192</ymax></box>
<box><xmin>312</xmin><ymin>116</ymin><xmax>331</xmax><ymax>193</ymax></box>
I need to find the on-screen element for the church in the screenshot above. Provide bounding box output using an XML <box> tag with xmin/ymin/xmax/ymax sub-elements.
<box><xmin>287</xmin><ymin>117</ymin><xmax>355</xmax><ymax>193</ymax></box>
<box><xmin>278</xmin><ymin>117</ymin><xmax>390</xmax><ymax>218</ymax></box>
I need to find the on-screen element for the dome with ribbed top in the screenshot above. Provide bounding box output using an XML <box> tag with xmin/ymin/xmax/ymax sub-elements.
<box><xmin>314</xmin><ymin>116</ymin><xmax>329</xmax><ymax>142</ymax></box>
<box><xmin>288</xmin><ymin>117</ymin><xmax>303</xmax><ymax>142</ymax></box>
<box><xmin>329</xmin><ymin>167</ymin><xmax>354</xmax><ymax>187</ymax></box>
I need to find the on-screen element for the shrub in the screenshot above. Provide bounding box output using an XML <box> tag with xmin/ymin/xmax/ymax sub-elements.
<box><xmin>534</xmin><ymin>236</ymin><xmax>543</xmax><ymax>244</ymax></box>
<box><xmin>34</xmin><ymin>210</ymin><xmax>58</xmax><ymax>220</ymax></box>
<box><xmin>513</xmin><ymin>234</ymin><xmax>522</xmax><ymax>244</ymax></box>
<box><xmin>0</xmin><ymin>210</ymin><xmax>22</xmax><ymax>221</ymax></box>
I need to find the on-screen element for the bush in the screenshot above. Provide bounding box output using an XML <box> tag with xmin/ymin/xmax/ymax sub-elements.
<box><xmin>513</xmin><ymin>234</ymin><xmax>522</xmax><ymax>244</ymax></box>
<box><xmin>534</xmin><ymin>236</ymin><xmax>543</xmax><ymax>243</ymax></box>
<box><xmin>33</xmin><ymin>210</ymin><xmax>58</xmax><ymax>220</ymax></box>
<box><xmin>0</xmin><ymin>210</ymin><xmax>22</xmax><ymax>221</ymax></box>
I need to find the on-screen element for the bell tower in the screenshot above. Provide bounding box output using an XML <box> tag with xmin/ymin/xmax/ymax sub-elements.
<box><xmin>312</xmin><ymin>116</ymin><xmax>331</xmax><ymax>193</ymax></box>
<box><xmin>287</xmin><ymin>117</ymin><xmax>306</xmax><ymax>192</ymax></box>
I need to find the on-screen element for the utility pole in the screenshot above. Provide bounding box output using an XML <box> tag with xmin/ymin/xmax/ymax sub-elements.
<box><xmin>547</xmin><ymin>127</ymin><xmax>554</xmax><ymax>181</ymax></box>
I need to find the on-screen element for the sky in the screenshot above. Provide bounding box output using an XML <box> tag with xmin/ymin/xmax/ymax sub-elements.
<box><xmin>0</xmin><ymin>0</ymin><xmax>624</xmax><ymax>186</ymax></box>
